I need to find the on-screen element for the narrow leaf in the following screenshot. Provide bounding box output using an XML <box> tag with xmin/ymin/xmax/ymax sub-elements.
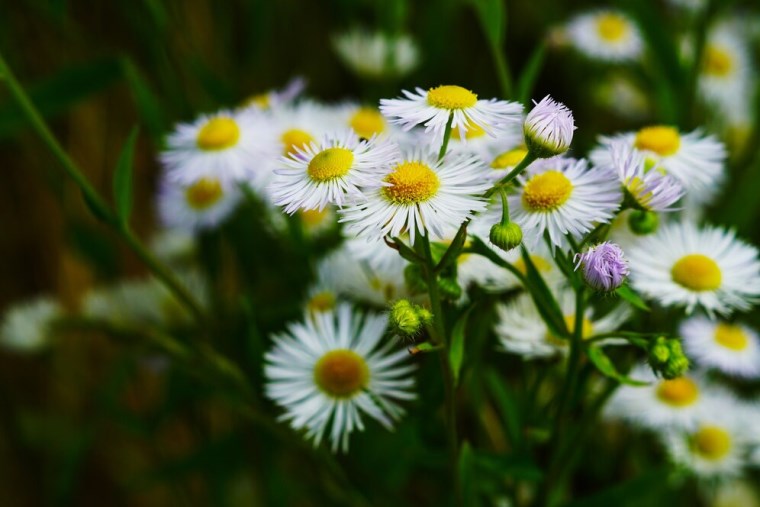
<box><xmin>113</xmin><ymin>127</ymin><xmax>139</xmax><ymax>224</ymax></box>
<box><xmin>449</xmin><ymin>308</ymin><xmax>471</xmax><ymax>386</ymax></box>
<box><xmin>470</xmin><ymin>0</ymin><xmax>505</xmax><ymax>48</ymax></box>
<box><xmin>517</xmin><ymin>42</ymin><xmax>547</xmax><ymax>105</ymax></box>
<box><xmin>616</xmin><ymin>284</ymin><xmax>649</xmax><ymax>311</ymax></box>
<box><xmin>587</xmin><ymin>346</ymin><xmax>649</xmax><ymax>386</ymax></box>
<box><xmin>520</xmin><ymin>246</ymin><xmax>568</xmax><ymax>340</ymax></box>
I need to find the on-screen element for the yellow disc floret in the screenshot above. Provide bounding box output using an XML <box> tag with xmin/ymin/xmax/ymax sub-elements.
<box><xmin>634</xmin><ymin>126</ymin><xmax>681</xmax><ymax>157</ymax></box>
<box><xmin>703</xmin><ymin>45</ymin><xmax>734</xmax><ymax>78</ymax></box>
<box><xmin>382</xmin><ymin>161</ymin><xmax>441</xmax><ymax>204</ymax></box>
<box><xmin>693</xmin><ymin>425</ymin><xmax>732</xmax><ymax>461</ymax></box>
<box><xmin>307</xmin><ymin>147</ymin><xmax>355</xmax><ymax>182</ymax></box>
<box><xmin>714</xmin><ymin>323</ymin><xmax>749</xmax><ymax>351</ymax></box>
<box><xmin>656</xmin><ymin>377</ymin><xmax>699</xmax><ymax>407</ymax></box>
<box><xmin>281</xmin><ymin>129</ymin><xmax>315</xmax><ymax>157</ymax></box>
<box><xmin>196</xmin><ymin>117</ymin><xmax>241</xmax><ymax>151</ymax></box>
<box><xmin>491</xmin><ymin>148</ymin><xmax>528</xmax><ymax>169</ymax></box>
<box><xmin>596</xmin><ymin>13</ymin><xmax>629</xmax><ymax>42</ymax></box>
<box><xmin>671</xmin><ymin>254</ymin><xmax>722</xmax><ymax>292</ymax></box>
<box><xmin>307</xmin><ymin>291</ymin><xmax>336</xmax><ymax>313</ymax></box>
<box><xmin>185</xmin><ymin>178</ymin><xmax>224</xmax><ymax>210</ymax></box>
<box><xmin>522</xmin><ymin>171</ymin><xmax>573</xmax><ymax>211</ymax></box>
<box><xmin>427</xmin><ymin>85</ymin><xmax>478</xmax><ymax>110</ymax></box>
<box><xmin>313</xmin><ymin>349</ymin><xmax>370</xmax><ymax>398</ymax></box>
<box><xmin>350</xmin><ymin>108</ymin><xmax>386</xmax><ymax>139</ymax></box>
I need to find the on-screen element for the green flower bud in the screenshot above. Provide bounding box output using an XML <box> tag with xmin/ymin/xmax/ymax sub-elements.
<box><xmin>489</xmin><ymin>222</ymin><xmax>523</xmax><ymax>253</ymax></box>
<box><xmin>648</xmin><ymin>336</ymin><xmax>690</xmax><ymax>379</ymax></box>
<box><xmin>417</xmin><ymin>307</ymin><xmax>433</xmax><ymax>326</ymax></box>
<box><xmin>628</xmin><ymin>210</ymin><xmax>659</xmax><ymax>235</ymax></box>
<box><xmin>389</xmin><ymin>300</ymin><xmax>422</xmax><ymax>336</ymax></box>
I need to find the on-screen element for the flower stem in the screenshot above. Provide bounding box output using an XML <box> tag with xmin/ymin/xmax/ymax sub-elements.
<box><xmin>438</xmin><ymin>113</ymin><xmax>454</xmax><ymax>162</ymax></box>
<box><xmin>498</xmin><ymin>186</ymin><xmax>510</xmax><ymax>225</ymax></box>
<box><xmin>0</xmin><ymin>51</ymin><xmax>205</xmax><ymax>324</ymax></box>
<box><xmin>486</xmin><ymin>151</ymin><xmax>537</xmax><ymax>197</ymax></box>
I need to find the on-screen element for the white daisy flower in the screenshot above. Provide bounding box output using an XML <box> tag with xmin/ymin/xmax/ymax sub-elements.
<box><xmin>332</xmin><ymin>29</ymin><xmax>419</xmax><ymax>79</ymax></box>
<box><xmin>161</xmin><ymin>108</ymin><xmax>273</xmax><ymax>185</ymax></box>
<box><xmin>264</xmin><ymin>304</ymin><xmax>416</xmax><ymax>452</ymax></box>
<box><xmin>593</xmin><ymin>74</ymin><xmax>650</xmax><ymax>120</ymax></box>
<box><xmin>564</xmin><ymin>10</ymin><xmax>643</xmax><ymax>62</ymax></box>
<box><xmin>680</xmin><ymin>316</ymin><xmax>760</xmax><ymax>379</ymax></box>
<box><xmin>699</xmin><ymin>22</ymin><xmax>753</xmax><ymax>117</ymax></box>
<box><xmin>270</xmin><ymin>131</ymin><xmax>396</xmax><ymax>214</ymax></box>
<box><xmin>495</xmin><ymin>289</ymin><xmax>630</xmax><ymax>359</ymax></box>
<box><xmin>663</xmin><ymin>398</ymin><xmax>752</xmax><ymax>479</ymax></box>
<box><xmin>380</xmin><ymin>85</ymin><xmax>522</xmax><ymax>143</ymax></box>
<box><xmin>509</xmin><ymin>157</ymin><xmax>621</xmax><ymax>248</ymax></box>
<box><xmin>591</xmin><ymin>126</ymin><xmax>726</xmax><ymax>204</ymax></box>
<box><xmin>340</xmin><ymin>149</ymin><xmax>490</xmax><ymax>243</ymax></box>
<box><xmin>157</xmin><ymin>170</ymin><xmax>242</xmax><ymax>232</ymax></box>
<box><xmin>605</xmin><ymin>365</ymin><xmax>711</xmax><ymax>430</ymax></box>
<box><xmin>0</xmin><ymin>296</ymin><xmax>63</xmax><ymax>352</ymax></box>
<box><xmin>627</xmin><ymin>222</ymin><xmax>760</xmax><ymax>316</ymax></box>
<box><xmin>602</xmin><ymin>140</ymin><xmax>684</xmax><ymax>211</ymax></box>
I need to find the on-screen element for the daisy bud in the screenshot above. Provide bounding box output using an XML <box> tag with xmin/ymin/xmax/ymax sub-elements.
<box><xmin>489</xmin><ymin>222</ymin><xmax>523</xmax><ymax>253</ymax></box>
<box><xmin>524</xmin><ymin>95</ymin><xmax>576</xmax><ymax>158</ymax></box>
<box><xmin>628</xmin><ymin>210</ymin><xmax>659</xmax><ymax>235</ymax></box>
<box><xmin>390</xmin><ymin>300</ymin><xmax>422</xmax><ymax>337</ymax></box>
<box><xmin>648</xmin><ymin>336</ymin><xmax>690</xmax><ymax>380</ymax></box>
<box><xmin>574</xmin><ymin>242</ymin><xmax>629</xmax><ymax>292</ymax></box>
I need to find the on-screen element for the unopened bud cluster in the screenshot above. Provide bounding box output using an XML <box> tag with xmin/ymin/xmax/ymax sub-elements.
<box><xmin>648</xmin><ymin>336</ymin><xmax>690</xmax><ymax>379</ymax></box>
<box><xmin>389</xmin><ymin>299</ymin><xmax>433</xmax><ymax>338</ymax></box>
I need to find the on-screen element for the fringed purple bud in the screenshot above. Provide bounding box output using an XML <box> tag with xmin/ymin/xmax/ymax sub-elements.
<box><xmin>574</xmin><ymin>242</ymin><xmax>629</xmax><ymax>292</ymax></box>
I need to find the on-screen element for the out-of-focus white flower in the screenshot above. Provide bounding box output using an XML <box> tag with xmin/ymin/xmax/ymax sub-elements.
<box><xmin>680</xmin><ymin>317</ymin><xmax>760</xmax><ymax>379</ymax></box>
<box><xmin>333</xmin><ymin>30</ymin><xmax>419</xmax><ymax>79</ymax></box>
<box><xmin>564</xmin><ymin>10</ymin><xmax>643</xmax><ymax>62</ymax></box>
<box><xmin>0</xmin><ymin>296</ymin><xmax>62</xmax><ymax>352</ymax></box>
<box><xmin>157</xmin><ymin>170</ymin><xmax>242</xmax><ymax>232</ymax></box>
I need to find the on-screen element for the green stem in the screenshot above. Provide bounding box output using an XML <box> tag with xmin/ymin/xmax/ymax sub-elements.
<box><xmin>0</xmin><ymin>52</ymin><xmax>205</xmax><ymax>323</ymax></box>
<box><xmin>486</xmin><ymin>151</ymin><xmax>538</xmax><ymax>197</ymax></box>
<box><xmin>498</xmin><ymin>186</ymin><xmax>510</xmax><ymax>225</ymax></box>
<box><xmin>438</xmin><ymin>113</ymin><xmax>454</xmax><ymax>162</ymax></box>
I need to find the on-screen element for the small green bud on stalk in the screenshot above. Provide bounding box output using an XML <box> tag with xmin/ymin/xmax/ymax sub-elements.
<box><xmin>628</xmin><ymin>210</ymin><xmax>659</xmax><ymax>235</ymax></box>
<box><xmin>648</xmin><ymin>336</ymin><xmax>690</xmax><ymax>379</ymax></box>
<box><xmin>489</xmin><ymin>222</ymin><xmax>523</xmax><ymax>253</ymax></box>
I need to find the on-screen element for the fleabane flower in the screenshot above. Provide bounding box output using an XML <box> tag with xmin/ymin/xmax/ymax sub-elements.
<box><xmin>575</xmin><ymin>242</ymin><xmax>630</xmax><ymax>292</ymax></box>
<box><xmin>270</xmin><ymin>131</ymin><xmax>396</xmax><ymax>213</ymax></box>
<box><xmin>627</xmin><ymin>222</ymin><xmax>760</xmax><ymax>316</ymax></box>
<box><xmin>264</xmin><ymin>304</ymin><xmax>415</xmax><ymax>452</ymax></box>
<box><xmin>509</xmin><ymin>157</ymin><xmax>621</xmax><ymax>248</ymax></box>
<box><xmin>157</xmin><ymin>170</ymin><xmax>242</xmax><ymax>232</ymax></box>
<box><xmin>0</xmin><ymin>296</ymin><xmax>63</xmax><ymax>352</ymax></box>
<box><xmin>380</xmin><ymin>85</ymin><xmax>522</xmax><ymax>143</ymax></box>
<box><xmin>523</xmin><ymin>96</ymin><xmax>576</xmax><ymax>158</ymax></box>
<box><xmin>340</xmin><ymin>149</ymin><xmax>490</xmax><ymax>243</ymax></box>
<box><xmin>680</xmin><ymin>317</ymin><xmax>760</xmax><ymax>379</ymax></box>
<box><xmin>161</xmin><ymin>108</ymin><xmax>273</xmax><ymax>185</ymax></box>
<box><xmin>333</xmin><ymin>29</ymin><xmax>419</xmax><ymax>79</ymax></box>
<box><xmin>564</xmin><ymin>10</ymin><xmax>643</xmax><ymax>62</ymax></box>
<box><xmin>604</xmin><ymin>141</ymin><xmax>684</xmax><ymax>211</ymax></box>
<box><xmin>591</xmin><ymin>126</ymin><xmax>726</xmax><ymax>204</ymax></box>
<box><xmin>699</xmin><ymin>22</ymin><xmax>753</xmax><ymax>117</ymax></box>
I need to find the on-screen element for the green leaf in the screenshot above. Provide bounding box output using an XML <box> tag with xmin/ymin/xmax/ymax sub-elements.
<box><xmin>516</xmin><ymin>41</ymin><xmax>547</xmax><ymax>105</ymax></box>
<box><xmin>587</xmin><ymin>346</ymin><xmax>649</xmax><ymax>386</ymax></box>
<box><xmin>520</xmin><ymin>246</ymin><xmax>568</xmax><ymax>340</ymax></box>
<box><xmin>449</xmin><ymin>308</ymin><xmax>471</xmax><ymax>386</ymax></box>
<box><xmin>119</xmin><ymin>58</ymin><xmax>165</xmax><ymax>143</ymax></box>
<box><xmin>113</xmin><ymin>127</ymin><xmax>139</xmax><ymax>224</ymax></box>
<box><xmin>470</xmin><ymin>0</ymin><xmax>505</xmax><ymax>48</ymax></box>
<box><xmin>484</xmin><ymin>369</ymin><xmax>521</xmax><ymax>450</ymax></box>
<box><xmin>616</xmin><ymin>284</ymin><xmax>649</xmax><ymax>311</ymax></box>
<box><xmin>458</xmin><ymin>441</ymin><xmax>476</xmax><ymax>505</ymax></box>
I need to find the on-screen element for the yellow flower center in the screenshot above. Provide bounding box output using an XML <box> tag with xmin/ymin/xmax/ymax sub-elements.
<box><xmin>185</xmin><ymin>178</ymin><xmax>224</xmax><ymax>210</ymax></box>
<box><xmin>703</xmin><ymin>45</ymin><xmax>734</xmax><ymax>78</ymax></box>
<box><xmin>625</xmin><ymin>176</ymin><xmax>655</xmax><ymax>208</ymax></box>
<box><xmin>307</xmin><ymin>147</ymin><xmax>355</xmax><ymax>182</ymax></box>
<box><xmin>427</xmin><ymin>85</ymin><xmax>478</xmax><ymax>110</ymax></box>
<box><xmin>350</xmin><ymin>108</ymin><xmax>386</xmax><ymax>139</ymax></box>
<box><xmin>714</xmin><ymin>323</ymin><xmax>749</xmax><ymax>351</ymax></box>
<box><xmin>522</xmin><ymin>171</ymin><xmax>573</xmax><ymax>211</ymax></box>
<box><xmin>307</xmin><ymin>291</ymin><xmax>336</xmax><ymax>313</ymax></box>
<box><xmin>634</xmin><ymin>126</ymin><xmax>681</xmax><ymax>156</ymax></box>
<box><xmin>452</xmin><ymin>123</ymin><xmax>487</xmax><ymax>140</ymax></box>
<box><xmin>281</xmin><ymin>129</ymin><xmax>315</xmax><ymax>157</ymax></box>
<box><xmin>671</xmin><ymin>254</ymin><xmax>722</xmax><ymax>292</ymax></box>
<box><xmin>596</xmin><ymin>13</ymin><xmax>629</xmax><ymax>42</ymax></box>
<box><xmin>656</xmin><ymin>377</ymin><xmax>699</xmax><ymax>407</ymax></box>
<box><xmin>300</xmin><ymin>208</ymin><xmax>330</xmax><ymax>228</ymax></box>
<box><xmin>313</xmin><ymin>349</ymin><xmax>370</xmax><ymax>398</ymax></box>
<box><xmin>382</xmin><ymin>161</ymin><xmax>441</xmax><ymax>204</ymax></box>
<box><xmin>693</xmin><ymin>426</ymin><xmax>732</xmax><ymax>461</ymax></box>
<box><xmin>491</xmin><ymin>148</ymin><xmax>528</xmax><ymax>169</ymax></box>
<box><xmin>196</xmin><ymin>117</ymin><xmax>241</xmax><ymax>151</ymax></box>
<box><xmin>514</xmin><ymin>255</ymin><xmax>553</xmax><ymax>275</ymax></box>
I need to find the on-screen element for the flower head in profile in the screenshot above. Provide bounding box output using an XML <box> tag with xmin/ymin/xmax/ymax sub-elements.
<box><xmin>680</xmin><ymin>317</ymin><xmax>760</xmax><ymax>379</ymax></box>
<box><xmin>564</xmin><ymin>10</ymin><xmax>643</xmax><ymax>62</ymax></box>
<box><xmin>340</xmin><ymin>149</ymin><xmax>490</xmax><ymax>243</ymax></box>
<box><xmin>264</xmin><ymin>304</ymin><xmax>415</xmax><ymax>452</ymax></box>
<box><xmin>575</xmin><ymin>242</ymin><xmax>630</xmax><ymax>292</ymax></box>
<box><xmin>627</xmin><ymin>222</ymin><xmax>760</xmax><ymax>316</ymax></box>
<box><xmin>333</xmin><ymin>29</ymin><xmax>419</xmax><ymax>79</ymax></box>
<box><xmin>523</xmin><ymin>96</ymin><xmax>576</xmax><ymax>158</ymax></box>
<box><xmin>269</xmin><ymin>131</ymin><xmax>396</xmax><ymax>213</ymax></box>
<box><xmin>380</xmin><ymin>85</ymin><xmax>522</xmax><ymax>143</ymax></box>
